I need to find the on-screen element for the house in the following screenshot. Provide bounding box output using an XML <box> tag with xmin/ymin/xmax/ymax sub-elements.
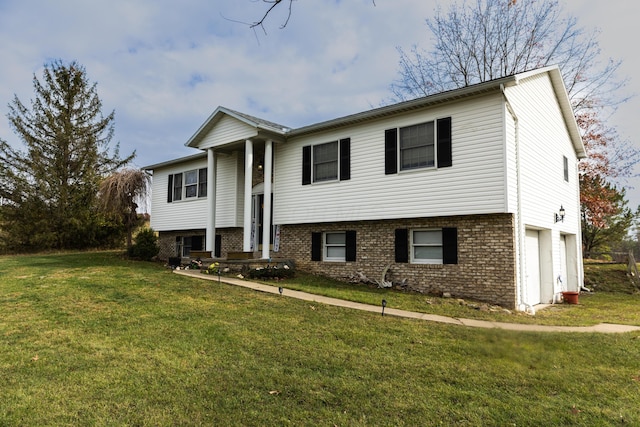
<box><xmin>144</xmin><ymin>65</ymin><xmax>586</xmax><ymax>311</ymax></box>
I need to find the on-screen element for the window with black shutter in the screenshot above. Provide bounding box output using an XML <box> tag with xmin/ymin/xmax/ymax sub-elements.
<box><xmin>302</xmin><ymin>138</ymin><xmax>351</xmax><ymax>184</ymax></box>
<box><xmin>385</xmin><ymin>117</ymin><xmax>452</xmax><ymax>173</ymax></box>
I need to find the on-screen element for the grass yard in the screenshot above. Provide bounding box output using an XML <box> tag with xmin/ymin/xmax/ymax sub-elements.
<box><xmin>269</xmin><ymin>263</ymin><xmax>640</xmax><ymax>327</ymax></box>
<box><xmin>1</xmin><ymin>252</ymin><xmax>639</xmax><ymax>426</ymax></box>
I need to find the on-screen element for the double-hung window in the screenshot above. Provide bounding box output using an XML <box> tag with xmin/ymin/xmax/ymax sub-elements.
<box><xmin>167</xmin><ymin>168</ymin><xmax>208</xmax><ymax>202</ymax></box>
<box><xmin>395</xmin><ymin>227</ymin><xmax>457</xmax><ymax>265</ymax></box>
<box><xmin>400</xmin><ymin>122</ymin><xmax>435</xmax><ymax>170</ymax></box>
<box><xmin>172</xmin><ymin>173</ymin><xmax>183</xmax><ymax>201</ymax></box>
<box><xmin>198</xmin><ymin>168</ymin><xmax>208</xmax><ymax>197</ymax></box>
<box><xmin>184</xmin><ymin>170</ymin><xmax>198</xmax><ymax>198</ymax></box>
<box><xmin>385</xmin><ymin>117</ymin><xmax>452</xmax><ymax>174</ymax></box>
<box><xmin>311</xmin><ymin>230</ymin><xmax>357</xmax><ymax>262</ymax></box>
<box><xmin>411</xmin><ymin>229</ymin><xmax>443</xmax><ymax>264</ymax></box>
<box><xmin>302</xmin><ymin>138</ymin><xmax>351</xmax><ymax>185</ymax></box>
<box><xmin>313</xmin><ymin>141</ymin><xmax>339</xmax><ymax>182</ymax></box>
<box><xmin>324</xmin><ymin>231</ymin><xmax>346</xmax><ymax>261</ymax></box>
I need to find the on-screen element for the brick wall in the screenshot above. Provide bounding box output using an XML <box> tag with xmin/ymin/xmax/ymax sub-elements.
<box><xmin>158</xmin><ymin>227</ymin><xmax>244</xmax><ymax>260</ymax></box>
<box><xmin>278</xmin><ymin>214</ymin><xmax>518</xmax><ymax>308</ymax></box>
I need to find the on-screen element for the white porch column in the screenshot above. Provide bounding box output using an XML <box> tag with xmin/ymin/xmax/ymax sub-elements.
<box><xmin>243</xmin><ymin>139</ymin><xmax>253</xmax><ymax>252</ymax></box>
<box><xmin>205</xmin><ymin>148</ymin><xmax>217</xmax><ymax>255</ymax></box>
<box><xmin>261</xmin><ymin>140</ymin><xmax>273</xmax><ymax>259</ymax></box>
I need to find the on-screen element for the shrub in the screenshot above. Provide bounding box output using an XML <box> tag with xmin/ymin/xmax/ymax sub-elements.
<box><xmin>127</xmin><ymin>228</ymin><xmax>159</xmax><ymax>261</ymax></box>
<box><xmin>248</xmin><ymin>264</ymin><xmax>295</xmax><ymax>280</ymax></box>
<box><xmin>202</xmin><ymin>262</ymin><xmax>220</xmax><ymax>275</ymax></box>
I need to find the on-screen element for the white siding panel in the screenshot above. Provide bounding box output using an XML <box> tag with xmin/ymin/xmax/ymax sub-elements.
<box><xmin>505</xmin><ymin>73</ymin><xmax>581</xmax><ymax>235</ymax></box>
<box><xmin>274</xmin><ymin>94</ymin><xmax>507</xmax><ymax>225</ymax></box>
<box><xmin>149</xmin><ymin>157</ymin><xmax>209</xmax><ymax>231</ymax></box>
<box><xmin>150</xmin><ymin>152</ymin><xmax>245</xmax><ymax>231</ymax></box>
<box><xmin>215</xmin><ymin>152</ymin><xmax>243</xmax><ymax>228</ymax></box>
<box><xmin>198</xmin><ymin>116</ymin><xmax>258</xmax><ymax>149</ymax></box>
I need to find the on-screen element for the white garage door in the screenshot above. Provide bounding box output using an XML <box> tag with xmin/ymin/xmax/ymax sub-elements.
<box><xmin>525</xmin><ymin>229</ymin><xmax>541</xmax><ymax>305</ymax></box>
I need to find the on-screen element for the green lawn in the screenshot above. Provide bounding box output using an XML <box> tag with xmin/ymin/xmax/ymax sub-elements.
<box><xmin>256</xmin><ymin>264</ymin><xmax>640</xmax><ymax>327</ymax></box>
<box><xmin>1</xmin><ymin>252</ymin><xmax>639</xmax><ymax>425</ymax></box>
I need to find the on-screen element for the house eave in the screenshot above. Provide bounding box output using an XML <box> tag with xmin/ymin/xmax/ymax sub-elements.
<box><xmin>143</xmin><ymin>152</ymin><xmax>207</xmax><ymax>171</ymax></box>
<box><xmin>289</xmin><ymin>75</ymin><xmax>520</xmax><ymax>137</ymax></box>
<box><xmin>185</xmin><ymin>106</ymin><xmax>289</xmax><ymax>149</ymax></box>
<box><xmin>514</xmin><ymin>66</ymin><xmax>587</xmax><ymax>159</ymax></box>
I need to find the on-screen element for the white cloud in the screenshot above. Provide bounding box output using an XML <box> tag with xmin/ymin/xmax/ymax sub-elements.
<box><xmin>1</xmin><ymin>0</ymin><xmax>639</xmax><ymax>206</ymax></box>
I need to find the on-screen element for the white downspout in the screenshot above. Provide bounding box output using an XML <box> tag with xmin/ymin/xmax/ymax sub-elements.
<box><xmin>501</xmin><ymin>84</ymin><xmax>534</xmax><ymax>314</ymax></box>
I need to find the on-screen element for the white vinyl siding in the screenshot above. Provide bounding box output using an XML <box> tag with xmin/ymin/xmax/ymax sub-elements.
<box><xmin>275</xmin><ymin>94</ymin><xmax>506</xmax><ymax>225</ymax></box>
<box><xmin>503</xmin><ymin>73</ymin><xmax>580</xmax><ymax>233</ymax></box>
<box><xmin>149</xmin><ymin>153</ymin><xmax>244</xmax><ymax>231</ymax></box>
<box><xmin>196</xmin><ymin>115</ymin><xmax>259</xmax><ymax>149</ymax></box>
<box><xmin>150</xmin><ymin>158</ymin><xmax>209</xmax><ymax>231</ymax></box>
<box><xmin>215</xmin><ymin>152</ymin><xmax>244</xmax><ymax>228</ymax></box>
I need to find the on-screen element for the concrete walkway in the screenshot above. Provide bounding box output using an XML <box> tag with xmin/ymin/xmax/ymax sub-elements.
<box><xmin>175</xmin><ymin>269</ymin><xmax>640</xmax><ymax>334</ymax></box>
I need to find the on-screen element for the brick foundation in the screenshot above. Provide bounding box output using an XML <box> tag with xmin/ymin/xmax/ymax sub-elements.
<box><xmin>158</xmin><ymin>228</ymin><xmax>244</xmax><ymax>260</ymax></box>
<box><xmin>278</xmin><ymin>214</ymin><xmax>518</xmax><ymax>308</ymax></box>
<box><xmin>157</xmin><ymin>213</ymin><xmax>518</xmax><ymax>308</ymax></box>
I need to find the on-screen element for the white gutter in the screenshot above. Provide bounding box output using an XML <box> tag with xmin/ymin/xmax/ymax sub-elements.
<box><xmin>501</xmin><ymin>84</ymin><xmax>534</xmax><ymax>314</ymax></box>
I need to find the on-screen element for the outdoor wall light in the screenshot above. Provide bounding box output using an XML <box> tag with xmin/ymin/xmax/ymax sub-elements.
<box><xmin>257</xmin><ymin>160</ymin><xmax>264</xmax><ymax>171</ymax></box>
<box><xmin>555</xmin><ymin>205</ymin><xmax>566</xmax><ymax>223</ymax></box>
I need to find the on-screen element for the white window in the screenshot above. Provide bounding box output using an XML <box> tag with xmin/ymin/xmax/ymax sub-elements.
<box><xmin>184</xmin><ymin>170</ymin><xmax>198</xmax><ymax>198</ymax></box>
<box><xmin>411</xmin><ymin>229</ymin><xmax>443</xmax><ymax>264</ymax></box>
<box><xmin>172</xmin><ymin>173</ymin><xmax>182</xmax><ymax>201</ymax></box>
<box><xmin>324</xmin><ymin>231</ymin><xmax>346</xmax><ymax>261</ymax></box>
<box><xmin>176</xmin><ymin>235</ymin><xmax>204</xmax><ymax>257</ymax></box>
<box><xmin>400</xmin><ymin>122</ymin><xmax>435</xmax><ymax>171</ymax></box>
<box><xmin>563</xmin><ymin>156</ymin><xmax>569</xmax><ymax>182</ymax></box>
<box><xmin>169</xmin><ymin>168</ymin><xmax>207</xmax><ymax>202</ymax></box>
<box><xmin>313</xmin><ymin>141</ymin><xmax>339</xmax><ymax>182</ymax></box>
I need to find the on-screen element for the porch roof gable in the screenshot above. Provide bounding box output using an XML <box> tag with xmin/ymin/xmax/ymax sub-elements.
<box><xmin>185</xmin><ymin>106</ymin><xmax>290</xmax><ymax>149</ymax></box>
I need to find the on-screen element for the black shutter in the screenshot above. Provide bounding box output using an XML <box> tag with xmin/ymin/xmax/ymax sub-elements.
<box><xmin>302</xmin><ymin>145</ymin><xmax>312</xmax><ymax>185</ymax></box>
<box><xmin>385</xmin><ymin>128</ymin><xmax>398</xmax><ymax>175</ymax></box>
<box><xmin>311</xmin><ymin>232</ymin><xmax>322</xmax><ymax>261</ymax></box>
<box><xmin>345</xmin><ymin>230</ymin><xmax>356</xmax><ymax>262</ymax></box>
<box><xmin>437</xmin><ymin>117</ymin><xmax>452</xmax><ymax>168</ymax></box>
<box><xmin>215</xmin><ymin>234</ymin><xmax>222</xmax><ymax>258</ymax></box>
<box><xmin>394</xmin><ymin>228</ymin><xmax>409</xmax><ymax>263</ymax></box>
<box><xmin>340</xmin><ymin>138</ymin><xmax>351</xmax><ymax>181</ymax></box>
<box><xmin>442</xmin><ymin>227</ymin><xmax>458</xmax><ymax>264</ymax></box>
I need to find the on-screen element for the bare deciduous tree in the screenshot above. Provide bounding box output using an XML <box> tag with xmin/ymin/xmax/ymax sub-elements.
<box><xmin>391</xmin><ymin>0</ymin><xmax>626</xmax><ymax>114</ymax></box>
<box><xmin>390</xmin><ymin>0</ymin><xmax>639</xmax><ymax>251</ymax></box>
<box><xmin>240</xmin><ymin>0</ymin><xmax>376</xmax><ymax>31</ymax></box>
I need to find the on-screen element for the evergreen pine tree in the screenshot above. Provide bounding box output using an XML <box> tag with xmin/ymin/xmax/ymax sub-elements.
<box><xmin>0</xmin><ymin>60</ymin><xmax>134</xmax><ymax>251</ymax></box>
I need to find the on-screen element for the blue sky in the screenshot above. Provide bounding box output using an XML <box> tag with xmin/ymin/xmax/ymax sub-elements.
<box><xmin>1</xmin><ymin>0</ymin><xmax>639</xmax><ymax>207</ymax></box>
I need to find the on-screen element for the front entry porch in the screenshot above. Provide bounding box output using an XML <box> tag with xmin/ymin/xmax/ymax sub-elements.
<box><xmin>205</xmin><ymin>138</ymin><xmax>275</xmax><ymax>261</ymax></box>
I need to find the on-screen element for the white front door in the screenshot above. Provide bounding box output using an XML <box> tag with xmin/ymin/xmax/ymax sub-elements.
<box><xmin>525</xmin><ymin>229</ymin><xmax>541</xmax><ymax>305</ymax></box>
